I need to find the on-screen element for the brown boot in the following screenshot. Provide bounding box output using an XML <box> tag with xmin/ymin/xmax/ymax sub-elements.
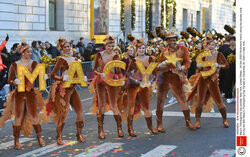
<box><xmin>97</xmin><ymin>114</ymin><xmax>105</xmax><ymax>139</ymax></box>
<box><xmin>219</xmin><ymin>107</ymin><xmax>229</xmax><ymax>128</ymax></box>
<box><xmin>13</xmin><ymin>125</ymin><xmax>23</xmax><ymax>149</ymax></box>
<box><xmin>33</xmin><ymin>124</ymin><xmax>45</xmax><ymax>147</ymax></box>
<box><xmin>182</xmin><ymin>110</ymin><xmax>196</xmax><ymax>130</ymax></box>
<box><xmin>56</xmin><ymin>123</ymin><xmax>65</xmax><ymax>145</ymax></box>
<box><xmin>145</xmin><ymin>117</ymin><xmax>158</xmax><ymax>134</ymax></box>
<box><xmin>195</xmin><ymin>107</ymin><xmax>202</xmax><ymax>129</ymax></box>
<box><xmin>114</xmin><ymin>115</ymin><xmax>124</xmax><ymax>137</ymax></box>
<box><xmin>76</xmin><ymin>120</ymin><xmax>85</xmax><ymax>142</ymax></box>
<box><xmin>127</xmin><ymin>115</ymin><xmax>136</xmax><ymax>137</ymax></box>
<box><xmin>156</xmin><ymin>110</ymin><xmax>165</xmax><ymax>133</ymax></box>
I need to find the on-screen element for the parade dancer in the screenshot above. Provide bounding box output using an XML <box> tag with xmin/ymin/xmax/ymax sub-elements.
<box><xmin>188</xmin><ymin>39</ymin><xmax>230</xmax><ymax>128</ymax></box>
<box><xmin>46</xmin><ymin>40</ymin><xmax>85</xmax><ymax>145</ymax></box>
<box><xmin>121</xmin><ymin>45</ymin><xmax>136</xmax><ymax>73</ymax></box>
<box><xmin>156</xmin><ymin>30</ymin><xmax>196</xmax><ymax>132</ymax></box>
<box><xmin>0</xmin><ymin>43</ymin><xmax>46</xmax><ymax>149</ymax></box>
<box><xmin>154</xmin><ymin>41</ymin><xmax>166</xmax><ymax>62</ymax></box>
<box><xmin>89</xmin><ymin>35</ymin><xmax>124</xmax><ymax>139</ymax></box>
<box><xmin>125</xmin><ymin>39</ymin><xmax>158</xmax><ymax>137</ymax></box>
<box><xmin>117</xmin><ymin>45</ymin><xmax>137</xmax><ymax>123</ymax></box>
<box><xmin>146</xmin><ymin>46</ymin><xmax>156</xmax><ymax>58</ymax></box>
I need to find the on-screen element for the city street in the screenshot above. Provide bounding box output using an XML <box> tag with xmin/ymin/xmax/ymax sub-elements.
<box><xmin>0</xmin><ymin>0</ymin><xmax>238</xmax><ymax>156</ymax></box>
<box><xmin>0</xmin><ymin>87</ymin><xmax>236</xmax><ymax>157</ymax></box>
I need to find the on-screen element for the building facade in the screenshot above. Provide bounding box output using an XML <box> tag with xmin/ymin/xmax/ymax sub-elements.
<box><xmin>0</xmin><ymin>0</ymin><xmax>235</xmax><ymax>48</ymax></box>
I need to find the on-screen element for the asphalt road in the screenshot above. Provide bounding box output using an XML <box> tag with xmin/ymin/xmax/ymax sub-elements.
<box><xmin>0</xmin><ymin>87</ymin><xmax>236</xmax><ymax>157</ymax></box>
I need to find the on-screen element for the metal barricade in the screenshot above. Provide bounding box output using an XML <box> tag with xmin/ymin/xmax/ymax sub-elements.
<box><xmin>0</xmin><ymin>94</ymin><xmax>7</xmax><ymax>113</ymax></box>
<box><xmin>79</xmin><ymin>61</ymin><xmax>94</xmax><ymax>90</ymax></box>
<box><xmin>0</xmin><ymin>85</ymin><xmax>9</xmax><ymax>113</ymax></box>
<box><xmin>82</xmin><ymin>61</ymin><xmax>94</xmax><ymax>78</ymax></box>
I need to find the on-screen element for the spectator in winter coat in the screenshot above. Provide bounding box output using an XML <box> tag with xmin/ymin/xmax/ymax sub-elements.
<box><xmin>9</xmin><ymin>43</ymin><xmax>22</xmax><ymax>63</ymax></box>
<box><xmin>84</xmin><ymin>41</ymin><xmax>99</xmax><ymax>61</ymax></box>
<box><xmin>38</xmin><ymin>41</ymin><xmax>48</xmax><ymax>56</ymax></box>
<box><xmin>0</xmin><ymin>34</ymin><xmax>8</xmax><ymax>71</ymax></box>
<box><xmin>218</xmin><ymin>35</ymin><xmax>231</xmax><ymax>94</ymax></box>
<box><xmin>31</xmin><ymin>41</ymin><xmax>41</xmax><ymax>63</ymax></box>
<box><xmin>80</xmin><ymin>37</ymin><xmax>86</xmax><ymax>48</ymax></box>
<box><xmin>70</xmin><ymin>40</ymin><xmax>76</xmax><ymax>49</ymax></box>
<box><xmin>45</xmin><ymin>41</ymin><xmax>61</xmax><ymax>58</ymax></box>
<box><xmin>90</xmin><ymin>38</ymin><xmax>98</xmax><ymax>54</ymax></box>
<box><xmin>76</xmin><ymin>42</ymin><xmax>85</xmax><ymax>60</ymax></box>
<box><xmin>0</xmin><ymin>47</ymin><xmax>11</xmax><ymax>90</ymax></box>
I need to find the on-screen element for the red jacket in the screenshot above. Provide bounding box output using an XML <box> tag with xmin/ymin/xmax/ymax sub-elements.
<box><xmin>0</xmin><ymin>40</ymin><xmax>7</xmax><ymax>71</ymax></box>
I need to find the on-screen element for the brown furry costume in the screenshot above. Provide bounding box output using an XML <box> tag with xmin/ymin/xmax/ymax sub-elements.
<box><xmin>46</xmin><ymin>55</ymin><xmax>85</xmax><ymax>145</ymax></box>
<box><xmin>0</xmin><ymin>58</ymin><xmax>46</xmax><ymax>149</ymax></box>
<box><xmin>187</xmin><ymin>51</ymin><xmax>229</xmax><ymax>128</ymax></box>
<box><xmin>156</xmin><ymin>44</ymin><xmax>196</xmax><ymax>132</ymax></box>
<box><xmin>89</xmin><ymin>46</ymin><xmax>124</xmax><ymax>139</ymax></box>
<box><xmin>125</xmin><ymin>55</ymin><xmax>158</xmax><ymax>136</ymax></box>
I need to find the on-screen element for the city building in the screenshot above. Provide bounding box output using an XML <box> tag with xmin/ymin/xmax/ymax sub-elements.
<box><xmin>0</xmin><ymin>0</ymin><xmax>235</xmax><ymax>48</ymax></box>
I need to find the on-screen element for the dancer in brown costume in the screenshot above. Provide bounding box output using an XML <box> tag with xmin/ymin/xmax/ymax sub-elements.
<box><xmin>156</xmin><ymin>31</ymin><xmax>196</xmax><ymax>132</ymax></box>
<box><xmin>0</xmin><ymin>43</ymin><xmax>46</xmax><ymax>149</ymax></box>
<box><xmin>118</xmin><ymin>45</ymin><xmax>136</xmax><ymax>116</ymax></box>
<box><xmin>189</xmin><ymin>39</ymin><xmax>229</xmax><ymax>128</ymax></box>
<box><xmin>90</xmin><ymin>35</ymin><xmax>124</xmax><ymax>139</ymax></box>
<box><xmin>46</xmin><ymin>40</ymin><xmax>85</xmax><ymax>145</ymax></box>
<box><xmin>154</xmin><ymin>41</ymin><xmax>166</xmax><ymax>62</ymax></box>
<box><xmin>126</xmin><ymin>39</ymin><xmax>158</xmax><ymax>137</ymax></box>
<box><xmin>121</xmin><ymin>45</ymin><xmax>136</xmax><ymax>74</ymax></box>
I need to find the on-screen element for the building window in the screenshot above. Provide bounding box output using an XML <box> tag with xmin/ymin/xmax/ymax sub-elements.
<box><xmin>49</xmin><ymin>0</ymin><xmax>56</xmax><ymax>30</ymax></box>
<box><xmin>183</xmin><ymin>9</ymin><xmax>188</xmax><ymax>31</ymax></box>
<box><xmin>232</xmin><ymin>12</ymin><xmax>236</xmax><ymax>28</ymax></box>
<box><xmin>168</xmin><ymin>5</ymin><xmax>173</xmax><ymax>29</ymax></box>
<box><xmin>196</xmin><ymin>11</ymin><xmax>201</xmax><ymax>31</ymax></box>
<box><xmin>202</xmin><ymin>7</ymin><xmax>210</xmax><ymax>31</ymax></box>
<box><xmin>190</xmin><ymin>13</ymin><xmax>193</xmax><ymax>27</ymax></box>
<box><xmin>94</xmin><ymin>0</ymin><xmax>109</xmax><ymax>35</ymax></box>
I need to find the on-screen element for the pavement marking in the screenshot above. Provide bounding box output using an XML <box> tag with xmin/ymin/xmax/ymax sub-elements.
<box><xmin>152</xmin><ymin>101</ymin><xmax>177</xmax><ymax>112</ymax></box>
<box><xmin>164</xmin><ymin>101</ymin><xmax>177</xmax><ymax>108</ymax></box>
<box><xmin>158</xmin><ymin>111</ymin><xmax>235</xmax><ymax>118</ymax></box>
<box><xmin>85</xmin><ymin>110</ymin><xmax>112</xmax><ymax>115</ymax></box>
<box><xmin>74</xmin><ymin>142</ymin><xmax>124</xmax><ymax>157</ymax></box>
<box><xmin>86</xmin><ymin>111</ymin><xmax>235</xmax><ymax>118</ymax></box>
<box><xmin>0</xmin><ymin>138</ymin><xmax>35</xmax><ymax>150</ymax></box>
<box><xmin>141</xmin><ymin>145</ymin><xmax>177</xmax><ymax>157</ymax></box>
<box><xmin>16</xmin><ymin>140</ymin><xmax>77</xmax><ymax>157</ymax></box>
<box><xmin>81</xmin><ymin>97</ymin><xmax>93</xmax><ymax>102</ymax></box>
<box><xmin>209</xmin><ymin>149</ymin><xmax>235</xmax><ymax>157</ymax></box>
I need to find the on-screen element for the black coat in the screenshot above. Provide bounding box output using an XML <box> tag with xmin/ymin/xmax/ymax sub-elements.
<box><xmin>83</xmin><ymin>44</ymin><xmax>93</xmax><ymax>61</ymax></box>
<box><xmin>218</xmin><ymin>44</ymin><xmax>230</xmax><ymax>93</ymax></box>
<box><xmin>223</xmin><ymin>47</ymin><xmax>236</xmax><ymax>98</ymax></box>
<box><xmin>0</xmin><ymin>51</ymin><xmax>13</xmax><ymax>90</ymax></box>
<box><xmin>9</xmin><ymin>52</ymin><xmax>22</xmax><ymax>63</ymax></box>
<box><xmin>83</xmin><ymin>43</ymin><xmax>98</xmax><ymax>61</ymax></box>
<box><xmin>46</xmin><ymin>44</ymin><xmax>61</xmax><ymax>58</ymax></box>
<box><xmin>76</xmin><ymin>44</ymin><xmax>85</xmax><ymax>57</ymax></box>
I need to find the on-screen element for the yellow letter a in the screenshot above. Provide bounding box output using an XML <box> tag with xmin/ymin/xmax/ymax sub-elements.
<box><xmin>63</xmin><ymin>61</ymin><xmax>87</xmax><ymax>88</ymax></box>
